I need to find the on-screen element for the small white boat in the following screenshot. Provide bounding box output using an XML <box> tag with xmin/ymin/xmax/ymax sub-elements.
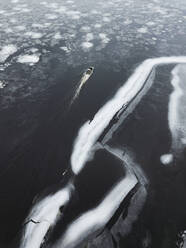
<box><xmin>80</xmin><ymin>67</ymin><xmax>94</xmax><ymax>85</ymax></box>
<box><xmin>69</xmin><ymin>66</ymin><xmax>94</xmax><ymax>107</ymax></box>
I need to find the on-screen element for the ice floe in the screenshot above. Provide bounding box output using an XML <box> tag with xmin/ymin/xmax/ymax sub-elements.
<box><xmin>0</xmin><ymin>10</ymin><xmax>6</xmax><ymax>14</ymax></box>
<box><xmin>66</xmin><ymin>10</ymin><xmax>81</xmax><ymax>20</ymax></box>
<box><xmin>54</xmin><ymin>32</ymin><xmax>62</xmax><ymax>40</ymax></box>
<box><xmin>81</xmin><ymin>41</ymin><xmax>94</xmax><ymax>50</ymax></box>
<box><xmin>17</xmin><ymin>54</ymin><xmax>40</xmax><ymax>65</ymax></box>
<box><xmin>0</xmin><ymin>80</ymin><xmax>6</xmax><ymax>89</ymax></box>
<box><xmin>4</xmin><ymin>28</ymin><xmax>13</xmax><ymax>33</ymax></box>
<box><xmin>85</xmin><ymin>33</ymin><xmax>94</xmax><ymax>41</ymax></box>
<box><xmin>9</xmin><ymin>18</ymin><xmax>17</xmax><ymax>23</ymax></box>
<box><xmin>80</xmin><ymin>26</ymin><xmax>91</xmax><ymax>32</ymax></box>
<box><xmin>94</xmin><ymin>23</ymin><xmax>102</xmax><ymax>29</ymax></box>
<box><xmin>45</xmin><ymin>14</ymin><xmax>58</xmax><ymax>20</ymax></box>
<box><xmin>15</xmin><ymin>25</ymin><xmax>26</xmax><ymax>31</ymax></box>
<box><xmin>0</xmin><ymin>44</ymin><xmax>17</xmax><ymax>63</ymax></box>
<box><xmin>32</xmin><ymin>23</ymin><xmax>45</xmax><ymax>28</ymax></box>
<box><xmin>54</xmin><ymin>6</ymin><xmax>67</xmax><ymax>14</ymax></box>
<box><xmin>60</xmin><ymin>46</ymin><xmax>71</xmax><ymax>53</ymax></box>
<box><xmin>25</xmin><ymin>32</ymin><xmax>43</xmax><ymax>39</ymax></box>
<box><xmin>103</xmin><ymin>16</ymin><xmax>111</xmax><ymax>22</ymax></box>
<box><xmin>160</xmin><ymin>154</ymin><xmax>173</xmax><ymax>165</ymax></box>
<box><xmin>99</xmin><ymin>33</ymin><xmax>110</xmax><ymax>44</ymax></box>
<box><xmin>137</xmin><ymin>27</ymin><xmax>148</xmax><ymax>34</ymax></box>
<box><xmin>40</xmin><ymin>1</ymin><xmax>47</xmax><ymax>5</ymax></box>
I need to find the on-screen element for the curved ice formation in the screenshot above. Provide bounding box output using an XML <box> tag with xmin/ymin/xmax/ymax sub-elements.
<box><xmin>53</xmin><ymin>171</ymin><xmax>137</xmax><ymax>248</ymax></box>
<box><xmin>20</xmin><ymin>185</ymin><xmax>73</xmax><ymax>248</ymax></box>
<box><xmin>168</xmin><ymin>64</ymin><xmax>186</xmax><ymax>155</ymax></box>
<box><xmin>71</xmin><ymin>57</ymin><xmax>186</xmax><ymax>175</ymax></box>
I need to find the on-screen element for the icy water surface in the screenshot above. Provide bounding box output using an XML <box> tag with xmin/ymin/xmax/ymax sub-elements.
<box><xmin>1</xmin><ymin>0</ymin><xmax>186</xmax><ymax>247</ymax></box>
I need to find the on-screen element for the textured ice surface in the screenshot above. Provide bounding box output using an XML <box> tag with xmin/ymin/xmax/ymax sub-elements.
<box><xmin>168</xmin><ymin>65</ymin><xmax>186</xmax><ymax>154</ymax></box>
<box><xmin>17</xmin><ymin>54</ymin><xmax>40</xmax><ymax>65</ymax></box>
<box><xmin>0</xmin><ymin>44</ymin><xmax>17</xmax><ymax>63</ymax></box>
<box><xmin>0</xmin><ymin>0</ymin><xmax>185</xmax><ymax>61</ymax></box>
<box><xmin>81</xmin><ymin>41</ymin><xmax>94</xmax><ymax>50</ymax></box>
<box><xmin>0</xmin><ymin>80</ymin><xmax>6</xmax><ymax>89</ymax></box>
<box><xmin>0</xmin><ymin>0</ymin><xmax>186</xmax><ymax>114</ymax></box>
<box><xmin>160</xmin><ymin>154</ymin><xmax>173</xmax><ymax>165</ymax></box>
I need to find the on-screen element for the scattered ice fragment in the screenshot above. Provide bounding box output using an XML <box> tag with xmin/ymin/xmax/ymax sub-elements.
<box><xmin>181</xmin><ymin>138</ymin><xmax>186</xmax><ymax>145</ymax></box>
<box><xmin>5</xmin><ymin>28</ymin><xmax>13</xmax><ymax>33</ymax></box>
<box><xmin>9</xmin><ymin>18</ymin><xmax>17</xmax><ymax>23</ymax></box>
<box><xmin>146</xmin><ymin>21</ymin><xmax>155</xmax><ymax>26</ymax></box>
<box><xmin>67</xmin><ymin>0</ymin><xmax>74</xmax><ymax>3</ymax></box>
<box><xmin>17</xmin><ymin>3</ymin><xmax>28</xmax><ymax>7</ymax></box>
<box><xmin>0</xmin><ymin>80</ymin><xmax>6</xmax><ymax>89</ymax></box>
<box><xmin>44</xmin><ymin>23</ymin><xmax>51</xmax><ymax>27</ymax></box>
<box><xmin>124</xmin><ymin>19</ymin><xmax>132</xmax><ymax>25</ymax></box>
<box><xmin>85</xmin><ymin>33</ymin><xmax>94</xmax><ymax>41</ymax></box>
<box><xmin>137</xmin><ymin>27</ymin><xmax>148</xmax><ymax>34</ymax></box>
<box><xmin>45</xmin><ymin>14</ymin><xmax>58</xmax><ymax>20</ymax></box>
<box><xmin>20</xmin><ymin>8</ymin><xmax>31</xmax><ymax>13</ymax></box>
<box><xmin>54</xmin><ymin>6</ymin><xmax>67</xmax><ymax>13</ymax></box>
<box><xmin>15</xmin><ymin>25</ymin><xmax>26</xmax><ymax>31</ymax></box>
<box><xmin>160</xmin><ymin>154</ymin><xmax>173</xmax><ymax>165</ymax></box>
<box><xmin>17</xmin><ymin>54</ymin><xmax>40</xmax><ymax>65</ymax></box>
<box><xmin>81</xmin><ymin>26</ymin><xmax>91</xmax><ymax>32</ymax></box>
<box><xmin>60</xmin><ymin>46</ymin><xmax>71</xmax><ymax>53</ymax></box>
<box><xmin>99</xmin><ymin>33</ymin><xmax>110</xmax><ymax>44</ymax></box>
<box><xmin>32</xmin><ymin>23</ymin><xmax>44</xmax><ymax>28</ymax></box>
<box><xmin>81</xmin><ymin>41</ymin><xmax>93</xmax><ymax>49</ymax></box>
<box><xmin>0</xmin><ymin>62</ymin><xmax>11</xmax><ymax>71</ymax></box>
<box><xmin>91</xmin><ymin>10</ymin><xmax>99</xmax><ymax>14</ymax></box>
<box><xmin>66</xmin><ymin>10</ymin><xmax>81</xmax><ymax>20</ymax></box>
<box><xmin>155</xmin><ymin>8</ymin><xmax>167</xmax><ymax>15</ymax></box>
<box><xmin>94</xmin><ymin>23</ymin><xmax>102</xmax><ymax>29</ymax></box>
<box><xmin>54</xmin><ymin>32</ymin><xmax>62</xmax><ymax>40</ymax></box>
<box><xmin>0</xmin><ymin>44</ymin><xmax>17</xmax><ymax>63</ymax></box>
<box><xmin>103</xmin><ymin>17</ymin><xmax>111</xmax><ymax>22</ymax></box>
<box><xmin>25</xmin><ymin>32</ymin><xmax>43</xmax><ymax>39</ymax></box>
<box><xmin>47</xmin><ymin>3</ymin><xmax>58</xmax><ymax>9</ymax></box>
<box><xmin>40</xmin><ymin>1</ymin><xmax>47</xmax><ymax>5</ymax></box>
<box><xmin>104</xmin><ymin>13</ymin><xmax>111</xmax><ymax>17</ymax></box>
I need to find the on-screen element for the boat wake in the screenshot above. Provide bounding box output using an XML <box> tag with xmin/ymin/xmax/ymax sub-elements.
<box><xmin>69</xmin><ymin>67</ymin><xmax>94</xmax><ymax>107</ymax></box>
